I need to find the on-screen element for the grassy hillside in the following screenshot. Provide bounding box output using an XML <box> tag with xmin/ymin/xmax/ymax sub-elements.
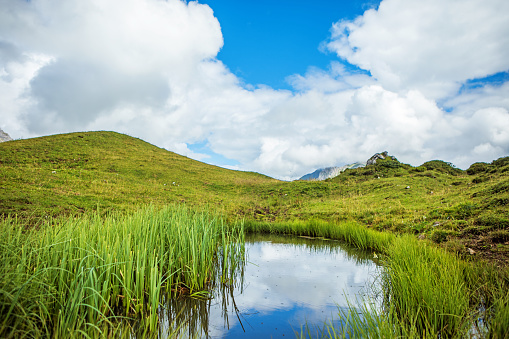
<box><xmin>1</xmin><ymin>131</ymin><xmax>509</xmax><ymax>337</ymax></box>
<box><xmin>1</xmin><ymin>131</ymin><xmax>508</xmax><ymax>264</ymax></box>
<box><xmin>0</xmin><ymin>131</ymin><xmax>276</xmax><ymax>218</ymax></box>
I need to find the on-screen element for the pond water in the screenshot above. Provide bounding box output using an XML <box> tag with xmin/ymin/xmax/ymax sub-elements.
<box><xmin>159</xmin><ymin>234</ymin><xmax>381</xmax><ymax>338</ymax></box>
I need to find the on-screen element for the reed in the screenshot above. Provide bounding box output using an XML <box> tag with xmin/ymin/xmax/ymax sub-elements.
<box><xmin>244</xmin><ymin>219</ymin><xmax>393</xmax><ymax>253</ymax></box>
<box><xmin>0</xmin><ymin>205</ymin><xmax>245</xmax><ymax>337</ymax></box>
<box><xmin>249</xmin><ymin>219</ymin><xmax>509</xmax><ymax>338</ymax></box>
<box><xmin>379</xmin><ymin>235</ymin><xmax>472</xmax><ymax>337</ymax></box>
<box><xmin>322</xmin><ymin>233</ymin><xmax>509</xmax><ymax>339</ymax></box>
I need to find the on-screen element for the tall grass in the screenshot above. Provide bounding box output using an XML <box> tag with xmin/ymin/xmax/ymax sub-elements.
<box><xmin>0</xmin><ymin>205</ymin><xmax>245</xmax><ymax>337</ymax></box>
<box><xmin>325</xmin><ymin>237</ymin><xmax>509</xmax><ymax>339</ymax></box>
<box><xmin>379</xmin><ymin>236</ymin><xmax>472</xmax><ymax>337</ymax></box>
<box><xmin>249</xmin><ymin>219</ymin><xmax>509</xmax><ymax>338</ymax></box>
<box><xmin>347</xmin><ymin>248</ymin><xmax>474</xmax><ymax>337</ymax></box>
<box><xmin>244</xmin><ymin>219</ymin><xmax>392</xmax><ymax>253</ymax></box>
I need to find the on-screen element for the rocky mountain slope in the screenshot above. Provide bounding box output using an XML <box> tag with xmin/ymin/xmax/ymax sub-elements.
<box><xmin>299</xmin><ymin>151</ymin><xmax>401</xmax><ymax>181</ymax></box>
<box><xmin>299</xmin><ymin>162</ymin><xmax>365</xmax><ymax>181</ymax></box>
<box><xmin>0</xmin><ymin>128</ymin><xmax>12</xmax><ymax>142</ymax></box>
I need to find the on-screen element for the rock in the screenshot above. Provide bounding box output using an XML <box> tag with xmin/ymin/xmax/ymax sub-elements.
<box><xmin>366</xmin><ymin>151</ymin><xmax>397</xmax><ymax>166</ymax></box>
<box><xmin>0</xmin><ymin>128</ymin><xmax>13</xmax><ymax>142</ymax></box>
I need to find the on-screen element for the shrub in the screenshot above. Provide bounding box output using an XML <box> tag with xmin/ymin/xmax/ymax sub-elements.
<box><xmin>492</xmin><ymin>156</ymin><xmax>509</xmax><ymax>168</ymax></box>
<box><xmin>467</xmin><ymin>162</ymin><xmax>490</xmax><ymax>175</ymax></box>
<box><xmin>431</xmin><ymin>229</ymin><xmax>449</xmax><ymax>243</ymax></box>
<box><xmin>379</xmin><ymin>160</ymin><xmax>401</xmax><ymax>169</ymax></box>
<box><xmin>489</xmin><ymin>197</ymin><xmax>509</xmax><ymax>207</ymax></box>
<box><xmin>476</xmin><ymin>215</ymin><xmax>509</xmax><ymax>230</ymax></box>
<box><xmin>491</xmin><ymin>180</ymin><xmax>509</xmax><ymax>194</ymax></box>
<box><xmin>472</xmin><ymin>176</ymin><xmax>490</xmax><ymax>184</ymax></box>
<box><xmin>462</xmin><ymin>225</ymin><xmax>493</xmax><ymax>236</ymax></box>
<box><xmin>449</xmin><ymin>203</ymin><xmax>478</xmax><ymax>219</ymax></box>
<box><xmin>421</xmin><ymin>160</ymin><xmax>464</xmax><ymax>176</ymax></box>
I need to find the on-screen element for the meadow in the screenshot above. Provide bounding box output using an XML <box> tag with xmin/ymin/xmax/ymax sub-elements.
<box><xmin>0</xmin><ymin>206</ymin><xmax>245</xmax><ymax>337</ymax></box>
<box><xmin>1</xmin><ymin>131</ymin><xmax>508</xmax><ymax>338</ymax></box>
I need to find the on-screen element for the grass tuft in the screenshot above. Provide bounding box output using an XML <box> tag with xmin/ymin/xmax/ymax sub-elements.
<box><xmin>0</xmin><ymin>205</ymin><xmax>244</xmax><ymax>337</ymax></box>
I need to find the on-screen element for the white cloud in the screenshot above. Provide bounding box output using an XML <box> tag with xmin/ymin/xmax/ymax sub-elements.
<box><xmin>327</xmin><ymin>0</ymin><xmax>509</xmax><ymax>99</ymax></box>
<box><xmin>0</xmin><ymin>49</ymin><xmax>52</xmax><ymax>137</ymax></box>
<box><xmin>287</xmin><ymin>62</ymin><xmax>374</xmax><ymax>93</ymax></box>
<box><xmin>443</xmin><ymin>81</ymin><xmax>509</xmax><ymax>115</ymax></box>
<box><xmin>0</xmin><ymin>0</ymin><xmax>223</xmax><ymax>135</ymax></box>
<box><xmin>1</xmin><ymin>0</ymin><xmax>508</xmax><ymax>180</ymax></box>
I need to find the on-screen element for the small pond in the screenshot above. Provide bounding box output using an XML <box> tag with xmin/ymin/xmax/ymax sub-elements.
<box><xmin>159</xmin><ymin>234</ymin><xmax>381</xmax><ymax>338</ymax></box>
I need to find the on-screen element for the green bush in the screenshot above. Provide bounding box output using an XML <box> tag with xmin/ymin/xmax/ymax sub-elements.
<box><xmin>449</xmin><ymin>203</ymin><xmax>478</xmax><ymax>219</ymax></box>
<box><xmin>472</xmin><ymin>176</ymin><xmax>490</xmax><ymax>184</ymax></box>
<box><xmin>476</xmin><ymin>214</ymin><xmax>509</xmax><ymax>230</ymax></box>
<box><xmin>491</xmin><ymin>180</ymin><xmax>509</xmax><ymax>194</ymax></box>
<box><xmin>421</xmin><ymin>160</ymin><xmax>464</xmax><ymax>175</ymax></box>
<box><xmin>492</xmin><ymin>156</ymin><xmax>509</xmax><ymax>168</ymax></box>
<box><xmin>462</xmin><ymin>225</ymin><xmax>493</xmax><ymax>235</ymax></box>
<box><xmin>413</xmin><ymin>166</ymin><xmax>427</xmax><ymax>172</ymax></box>
<box><xmin>431</xmin><ymin>229</ymin><xmax>449</xmax><ymax>243</ymax></box>
<box><xmin>379</xmin><ymin>160</ymin><xmax>401</xmax><ymax>169</ymax></box>
<box><xmin>489</xmin><ymin>197</ymin><xmax>509</xmax><ymax>207</ymax></box>
<box><xmin>467</xmin><ymin>162</ymin><xmax>490</xmax><ymax>175</ymax></box>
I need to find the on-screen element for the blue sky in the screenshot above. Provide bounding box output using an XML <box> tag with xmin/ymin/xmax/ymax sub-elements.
<box><xmin>1</xmin><ymin>0</ymin><xmax>508</xmax><ymax>179</ymax></box>
<box><xmin>189</xmin><ymin>0</ymin><xmax>381</xmax><ymax>166</ymax></box>
<box><xmin>200</xmin><ymin>0</ymin><xmax>379</xmax><ymax>89</ymax></box>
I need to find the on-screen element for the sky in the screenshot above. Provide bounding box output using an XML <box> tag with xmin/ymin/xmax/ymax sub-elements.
<box><xmin>1</xmin><ymin>0</ymin><xmax>509</xmax><ymax>180</ymax></box>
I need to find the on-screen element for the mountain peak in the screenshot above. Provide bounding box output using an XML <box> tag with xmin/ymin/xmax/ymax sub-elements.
<box><xmin>298</xmin><ymin>162</ymin><xmax>365</xmax><ymax>181</ymax></box>
<box><xmin>299</xmin><ymin>151</ymin><xmax>400</xmax><ymax>181</ymax></box>
<box><xmin>0</xmin><ymin>128</ymin><xmax>13</xmax><ymax>142</ymax></box>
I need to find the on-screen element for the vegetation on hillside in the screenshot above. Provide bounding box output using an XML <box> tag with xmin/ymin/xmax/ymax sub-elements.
<box><xmin>1</xmin><ymin>131</ymin><xmax>508</xmax><ymax>262</ymax></box>
<box><xmin>1</xmin><ymin>131</ymin><xmax>508</xmax><ymax>337</ymax></box>
<box><xmin>0</xmin><ymin>131</ymin><xmax>275</xmax><ymax>218</ymax></box>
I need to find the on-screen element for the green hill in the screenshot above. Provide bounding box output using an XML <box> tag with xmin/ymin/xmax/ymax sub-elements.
<box><xmin>2</xmin><ymin>131</ymin><xmax>509</xmax><ymax>338</ymax></box>
<box><xmin>1</xmin><ymin>131</ymin><xmax>508</xmax><ymax>264</ymax></box>
<box><xmin>0</xmin><ymin>131</ymin><xmax>277</xmax><ymax>218</ymax></box>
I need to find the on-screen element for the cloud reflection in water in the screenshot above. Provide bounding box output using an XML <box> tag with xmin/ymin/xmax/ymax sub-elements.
<box><xmin>162</xmin><ymin>234</ymin><xmax>380</xmax><ymax>338</ymax></box>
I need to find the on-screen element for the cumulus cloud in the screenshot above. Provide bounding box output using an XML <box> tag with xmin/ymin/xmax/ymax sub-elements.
<box><xmin>327</xmin><ymin>0</ymin><xmax>509</xmax><ymax>99</ymax></box>
<box><xmin>0</xmin><ymin>0</ymin><xmax>222</xmax><ymax>135</ymax></box>
<box><xmin>287</xmin><ymin>62</ymin><xmax>374</xmax><ymax>93</ymax></box>
<box><xmin>1</xmin><ymin>0</ymin><xmax>508</xmax><ymax>180</ymax></box>
<box><xmin>0</xmin><ymin>47</ymin><xmax>52</xmax><ymax>138</ymax></box>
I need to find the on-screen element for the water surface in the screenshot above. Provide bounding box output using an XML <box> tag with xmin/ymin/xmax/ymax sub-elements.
<box><xmin>161</xmin><ymin>234</ymin><xmax>380</xmax><ymax>338</ymax></box>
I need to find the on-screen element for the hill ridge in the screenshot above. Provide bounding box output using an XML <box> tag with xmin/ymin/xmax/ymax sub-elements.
<box><xmin>0</xmin><ymin>131</ymin><xmax>276</xmax><ymax>216</ymax></box>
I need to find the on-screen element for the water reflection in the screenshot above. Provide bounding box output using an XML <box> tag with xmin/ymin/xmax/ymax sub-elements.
<box><xmin>159</xmin><ymin>234</ymin><xmax>380</xmax><ymax>338</ymax></box>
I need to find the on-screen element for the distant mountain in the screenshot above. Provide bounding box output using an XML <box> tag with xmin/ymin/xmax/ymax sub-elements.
<box><xmin>299</xmin><ymin>162</ymin><xmax>365</xmax><ymax>181</ymax></box>
<box><xmin>0</xmin><ymin>128</ymin><xmax>12</xmax><ymax>142</ymax></box>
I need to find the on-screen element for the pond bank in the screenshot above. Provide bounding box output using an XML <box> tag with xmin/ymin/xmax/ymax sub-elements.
<box><xmin>245</xmin><ymin>219</ymin><xmax>509</xmax><ymax>338</ymax></box>
<box><xmin>1</xmin><ymin>207</ymin><xmax>507</xmax><ymax>338</ymax></box>
<box><xmin>0</xmin><ymin>206</ymin><xmax>244</xmax><ymax>338</ymax></box>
